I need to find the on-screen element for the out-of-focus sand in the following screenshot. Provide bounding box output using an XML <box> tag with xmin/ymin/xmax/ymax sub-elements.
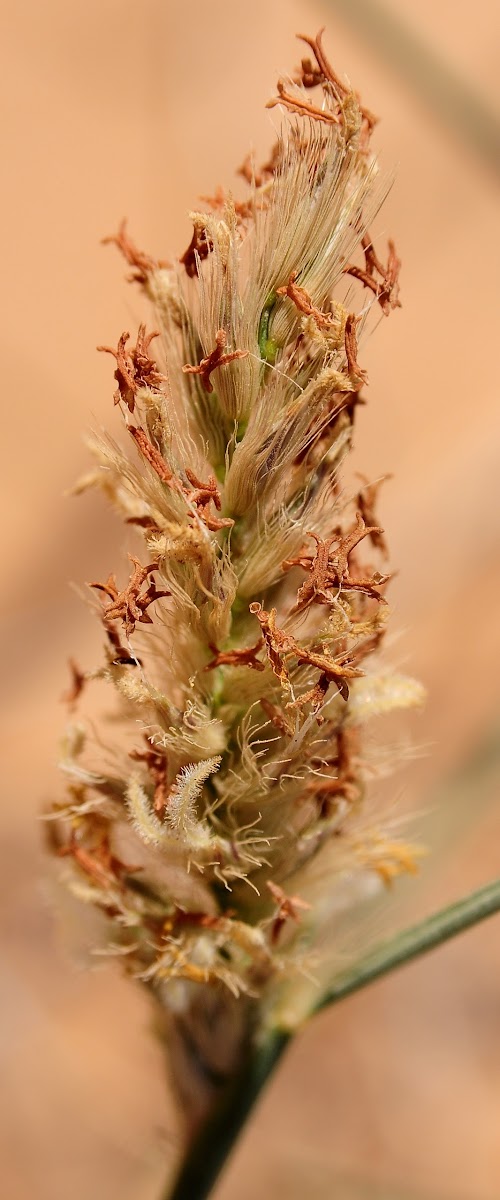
<box><xmin>1</xmin><ymin>2</ymin><xmax>500</xmax><ymax>1197</ymax></box>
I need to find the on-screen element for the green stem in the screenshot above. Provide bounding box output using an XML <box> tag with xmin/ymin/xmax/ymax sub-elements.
<box><xmin>313</xmin><ymin>876</ymin><xmax>500</xmax><ymax>1014</ymax></box>
<box><xmin>258</xmin><ymin>292</ymin><xmax>278</xmax><ymax>363</ymax></box>
<box><xmin>164</xmin><ymin>877</ymin><xmax>500</xmax><ymax>1199</ymax></box>
<box><xmin>165</xmin><ymin>1028</ymin><xmax>290</xmax><ymax>1200</ymax></box>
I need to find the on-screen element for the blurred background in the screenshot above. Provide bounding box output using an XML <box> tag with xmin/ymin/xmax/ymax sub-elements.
<box><xmin>1</xmin><ymin>1</ymin><xmax>500</xmax><ymax>1197</ymax></box>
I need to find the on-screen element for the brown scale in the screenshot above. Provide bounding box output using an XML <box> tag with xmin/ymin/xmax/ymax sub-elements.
<box><xmin>238</xmin><ymin>140</ymin><xmax>282</xmax><ymax>187</ymax></box>
<box><xmin>259</xmin><ymin>697</ymin><xmax>294</xmax><ymax>737</ymax></box>
<box><xmin>104</xmin><ymin>621</ymin><xmax>143</xmax><ymax>667</ymax></box>
<box><xmin>200</xmin><ymin>186</ymin><xmax>257</xmax><ymax>223</ymax></box>
<box><xmin>344</xmin><ymin>314</ymin><xmax>368</xmax><ymax>385</ymax></box>
<box><xmin>267</xmin><ymin>80</ymin><xmax>343</xmax><ymax>126</ymax></box>
<box><xmin>128</xmin><ymin>424</ymin><xmax>234</xmax><ymax>533</ymax></box>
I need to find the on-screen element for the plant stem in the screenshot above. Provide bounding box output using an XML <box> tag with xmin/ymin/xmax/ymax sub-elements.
<box><xmin>166</xmin><ymin>1027</ymin><xmax>291</xmax><ymax>1200</ymax></box>
<box><xmin>313</xmin><ymin>876</ymin><xmax>500</xmax><ymax>1014</ymax></box>
<box><xmin>164</xmin><ymin>877</ymin><xmax>500</xmax><ymax>1199</ymax></box>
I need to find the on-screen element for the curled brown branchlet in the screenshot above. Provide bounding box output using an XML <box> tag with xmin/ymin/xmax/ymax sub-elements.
<box><xmin>268</xmin><ymin>29</ymin><xmax>377</xmax><ymax>148</ymax></box>
<box><xmin>295</xmin><ymin>29</ymin><xmax>378</xmax><ymax>143</ymax></box>
<box><xmin>89</xmin><ymin>555</ymin><xmax>170</xmax><ymax>638</ymax></box>
<box><xmin>249</xmin><ymin>603</ymin><xmax>363</xmax><ymax>706</ymax></box>
<box><xmin>182</xmin><ymin>330</ymin><xmax>248</xmax><ymax>394</ymax></box>
<box><xmin>277</xmin><ymin>272</ymin><xmax>339</xmax><ymax>333</ymax></box>
<box><xmin>282</xmin><ymin>513</ymin><xmax>389</xmax><ymax>613</ymax></box>
<box><xmin>102</xmin><ymin>219</ymin><xmax>169</xmax><ymax>285</ymax></box>
<box><xmin>205</xmin><ymin>640</ymin><xmax>265</xmax><ymax>673</ymax></box>
<box><xmin>184</xmin><ymin>469</ymin><xmax>234</xmax><ymax>532</ymax></box>
<box><xmin>266</xmin><ymin>80</ymin><xmax>343</xmax><ymax>126</ymax></box>
<box><xmin>97</xmin><ymin>326</ymin><xmax>166</xmax><ymax>413</ymax></box>
<box><xmin>344</xmin><ymin>232</ymin><xmax>401</xmax><ymax>315</ymax></box>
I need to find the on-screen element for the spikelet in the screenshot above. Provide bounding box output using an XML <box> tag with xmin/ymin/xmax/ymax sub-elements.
<box><xmin>48</xmin><ymin>30</ymin><xmax>420</xmax><ymax>1125</ymax></box>
<box><xmin>126</xmin><ymin>777</ymin><xmax>169</xmax><ymax>846</ymax></box>
<box><xmin>163</xmin><ymin>757</ymin><xmax>221</xmax><ymax>850</ymax></box>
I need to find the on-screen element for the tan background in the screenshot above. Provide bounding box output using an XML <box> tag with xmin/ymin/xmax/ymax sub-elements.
<box><xmin>1</xmin><ymin>1</ymin><xmax>500</xmax><ymax>1197</ymax></box>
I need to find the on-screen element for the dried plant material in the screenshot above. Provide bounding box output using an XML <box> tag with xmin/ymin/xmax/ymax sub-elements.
<box><xmin>345</xmin><ymin>232</ymin><xmax>401</xmax><ymax>315</ymax></box>
<box><xmin>128</xmin><ymin>424</ymin><xmax>176</xmax><ymax>485</ymax></box>
<box><xmin>267</xmin><ymin>881</ymin><xmax>311</xmax><ymax>945</ymax></box>
<box><xmin>61</xmin><ymin>658</ymin><xmax>86</xmax><ymax>711</ymax></box>
<box><xmin>267</xmin><ymin>79</ymin><xmax>343</xmax><ymax>127</ymax></box>
<box><xmin>58</xmin><ymin>825</ymin><xmax>140</xmax><ymax>893</ymax></box>
<box><xmin>97</xmin><ymin>325</ymin><xmax>166</xmax><ymax>412</ymax></box>
<box><xmin>294</xmin><ymin>28</ymin><xmax>378</xmax><ymax>146</ymax></box>
<box><xmin>238</xmin><ymin>140</ymin><xmax>281</xmax><ymax>187</ymax></box>
<box><xmin>259</xmin><ymin>697</ymin><xmax>294</xmax><ymax>737</ymax></box>
<box><xmin>277</xmin><ymin>271</ymin><xmax>340</xmax><ymax>333</ymax></box>
<box><xmin>356</xmin><ymin>474</ymin><xmax>391</xmax><ymax>557</ymax></box>
<box><xmin>49</xmin><ymin>31</ymin><xmax>423</xmax><ymax>1134</ymax></box>
<box><xmin>180</xmin><ymin>214</ymin><xmax>214</xmax><ymax>277</ymax></box>
<box><xmin>249</xmin><ymin>602</ymin><xmax>363</xmax><ymax>706</ymax></box>
<box><xmin>248</xmin><ymin>604</ymin><xmax>292</xmax><ymax>689</ymax></box>
<box><xmin>282</xmin><ymin>513</ymin><xmax>389</xmax><ymax>612</ymax></box>
<box><xmin>344</xmin><ymin>314</ymin><xmax>368</xmax><ymax>384</ymax></box>
<box><xmin>184</xmin><ymin>469</ymin><xmax>234</xmax><ymax>531</ymax></box>
<box><xmin>89</xmin><ymin>555</ymin><xmax>170</xmax><ymax>637</ymax></box>
<box><xmin>308</xmin><ymin>726</ymin><xmax>361</xmax><ymax>812</ymax></box>
<box><xmin>182</xmin><ymin>329</ymin><xmax>248</xmax><ymax>394</ymax></box>
<box><xmin>201</xmin><ymin>186</ymin><xmax>256</xmax><ymax>223</ymax></box>
<box><xmin>104</xmin><ymin>619</ymin><xmax>143</xmax><ymax>667</ymax></box>
<box><xmin>205</xmin><ymin>640</ymin><xmax>265</xmax><ymax>673</ymax></box>
<box><xmin>129</xmin><ymin>738</ymin><xmax>169</xmax><ymax>813</ymax></box>
<box><xmin>102</xmin><ymin>219</ymin><xmax>169</xmax><ymax>285</ymax></box>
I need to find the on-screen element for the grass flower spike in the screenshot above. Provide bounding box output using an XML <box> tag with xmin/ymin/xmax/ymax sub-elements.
<box><xmin>48</xmin><ymin>28</ymin><xmax>429</xmax><ymax>1187</ymax></box>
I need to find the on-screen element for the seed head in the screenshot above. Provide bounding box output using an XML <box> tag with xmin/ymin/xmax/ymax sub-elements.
<box><xmin>49</xmin><ymin>31</ymin><xmax>424</xmax><ymax>1093</ymax></box>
